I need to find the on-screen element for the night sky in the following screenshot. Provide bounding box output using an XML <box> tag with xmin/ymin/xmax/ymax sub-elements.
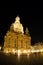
<box><xmin>0</xmin><ymin>8</ymin><xmax>43</xmax><ymax>45</ymax></box>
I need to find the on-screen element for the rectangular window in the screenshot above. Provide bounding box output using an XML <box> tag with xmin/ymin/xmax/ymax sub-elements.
<box><xmin>21</xmin><ymin>40</ymin><xmax>23</xmax><ymax>48</ymax></box>
<box><xmin>14</xmin><ymin>40</ymin><xmax>16</xmax><ymax>48</ymax></box>
<box><xmin>26</xmin><ymin>41</ymin><xmax>28</xmax><ymax>49</ymax></box>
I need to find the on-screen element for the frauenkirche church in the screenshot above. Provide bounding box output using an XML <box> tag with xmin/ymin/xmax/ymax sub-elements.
<box><xmin>3</xmin><ymin>16</ymin><xmax>31</xmax><ymax>53</ymax></box>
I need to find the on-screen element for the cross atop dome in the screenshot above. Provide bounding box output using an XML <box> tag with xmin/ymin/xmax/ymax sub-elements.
<box><xmin>15</xmin><ymin>16</ymin><xmax>20</xmax><ymax>23</ymax></box>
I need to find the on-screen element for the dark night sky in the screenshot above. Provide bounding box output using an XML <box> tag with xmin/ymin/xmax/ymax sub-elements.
<box><xmin>0</xmin><ymin>8</ymin><xmax>43</xmax><ymax>45</ymax></box>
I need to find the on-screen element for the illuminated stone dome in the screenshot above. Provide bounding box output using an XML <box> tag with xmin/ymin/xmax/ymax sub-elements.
<box><xmin>13</xmin><ymin>16</ymin><xmax>24</xmax><ymax>33</ymax></box>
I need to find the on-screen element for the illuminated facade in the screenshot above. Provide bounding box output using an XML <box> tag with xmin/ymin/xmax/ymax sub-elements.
<box><xmin>4</xmin><ymin>16</ymin><xmax>31</xmax><ymax>53</ymax></box>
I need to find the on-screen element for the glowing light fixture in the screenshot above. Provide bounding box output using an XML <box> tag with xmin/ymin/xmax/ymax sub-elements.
<box><xmin>0</xmin><ymin>46</ymin><xmax>1</xmax><ymax>50</ymax></box>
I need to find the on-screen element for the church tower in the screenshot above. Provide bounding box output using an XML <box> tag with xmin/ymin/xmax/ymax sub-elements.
<box><xmin>25</xmin><ymin>27</ymin><xmax>29</xmax><ymax>35</ymax></box>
